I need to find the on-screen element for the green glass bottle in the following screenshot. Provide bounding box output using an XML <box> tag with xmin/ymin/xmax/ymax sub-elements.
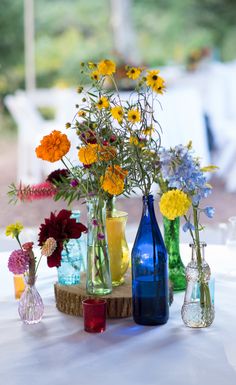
<box><xmin>163</xmin><ymin>216</ymin><xmax>186</xmax><ymax>291</ymax></box>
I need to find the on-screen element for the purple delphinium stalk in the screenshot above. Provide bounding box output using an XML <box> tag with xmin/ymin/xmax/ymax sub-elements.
<box><xmin>159</xmin><ymin>145</ymin><xmax>212</xmax><ymax>205</ymax></box>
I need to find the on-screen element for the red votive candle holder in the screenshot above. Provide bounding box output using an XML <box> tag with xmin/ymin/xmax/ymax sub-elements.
<box><xmin>82</xmin><ymin>299</ymin><xmax>107</xmax><ymax>333</ymax></box>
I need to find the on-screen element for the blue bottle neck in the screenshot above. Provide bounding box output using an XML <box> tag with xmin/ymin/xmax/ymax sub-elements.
<box><xmin>142</xmin><ymin>194</ymin><xmax>155</xmax><ymax>219</ymax></box>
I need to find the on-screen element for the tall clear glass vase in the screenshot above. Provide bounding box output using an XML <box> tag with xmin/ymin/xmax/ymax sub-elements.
<box><xmin>86</xmin><ymin>196</ymin><xmax>112</xmax><ymax>295</ymax></box>
<box><xmin>131</xmin><ymin>195</ymin><xmax>169</xmax><ymax>325</ymax></box>
<box><xmin>181</xmin><ymin>242</ymin><xmax>215</xmax><ymax>328</ymax></box>
<box><xmin>163</xmin><ymin>216</ymin><xmax>186</xmax><ymax>291</ymax></box>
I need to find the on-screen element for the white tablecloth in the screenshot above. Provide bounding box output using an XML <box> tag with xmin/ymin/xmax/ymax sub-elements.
<box><xmin>1</xmin><ymin>245</ymin><xmax>236</xmax><ymax>385</ymax></box>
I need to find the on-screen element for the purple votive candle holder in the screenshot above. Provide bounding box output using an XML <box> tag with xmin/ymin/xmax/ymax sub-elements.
<box><xmin>82</xmin><ymin>299</ymin><xmax>107</xmax><ymax>333</ymax></box>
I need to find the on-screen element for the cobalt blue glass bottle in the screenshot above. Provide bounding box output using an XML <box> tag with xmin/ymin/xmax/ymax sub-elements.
<box><xmin>131</xmin><ymin>195</ymin><xmax>169</xmax><ymax>325</ymax></box>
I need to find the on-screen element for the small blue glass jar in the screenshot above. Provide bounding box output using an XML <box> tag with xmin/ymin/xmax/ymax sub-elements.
<box><xmin>131</xmin><ymin>195</ymin><xmax>169</xmax><ymax>325</ymax></box>
<box><xmin>57</xmin><ymin>210</ymin><xmax>87</xmax><ymax>285</ymax></box>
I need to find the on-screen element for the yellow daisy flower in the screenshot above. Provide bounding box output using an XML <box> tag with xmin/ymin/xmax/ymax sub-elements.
<box><xmin>152</xmin><ymin>76</ymin><xmax>166</xmax><ymax>95</ymax></box>
<box><xmin>6</xmin><ymin>222</ymin><xmax>24</xmax><ymax>238</ymax></box>
<box><xmin>78</xmin><ymin>144</ymin><xmax>99</xmax><ymax>165</ymax></box>
<box><xmin>90</xmin><ymin>70</ymin><xmax>100</xmax><ymax>81</ymax></box>
<box><xmin>111</xmin><ymin>106</ymin><xmax>124</xmax><ymax>122</ymax></box>
<box><xmin>126</xmin><ymin>67</ymin><xmax>142</xmax><ymax>80</ymax></box>
<box><xmin>98</xmin><ymin>59</ymin><xmax>116</xmax><ymax>76</ymax></box>
<box><xmin>78</xmin><ymin>110</ymin><xmax>86</xmax><ymax>117</ymax></box>
<box><xmin>159</xmin><ymin>190</ymin><xmax>191</xmax><ymax>220</ymax></box>
<box><xmin>142</xmin><ymin>125</ymin><xmax>155</xmax><ymax>136</ymax></box>
<box><xmin>96</xmin><ymin>96</ymin><xmax>110</xmax><ymax>109</ymax></box>
<box><xmin>128</xmin><ymin>109</ymin><xmax>141</xmax><ymax>124</ymax></box>
<box><xmin>146</xmin><ymin>70</ymin><xmax>160</xmax><ymax>88</ymax></box>
<box><xmin>129</xmin><ymin>136</ymin><xmax>139</xmax><ymax>146</ymax></box>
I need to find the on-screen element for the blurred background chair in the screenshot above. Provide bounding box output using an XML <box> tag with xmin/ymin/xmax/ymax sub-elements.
<box><xmin>5</xmin><ymin>88</ymin><xmax>79</xmax><ymax>184</ymax></box>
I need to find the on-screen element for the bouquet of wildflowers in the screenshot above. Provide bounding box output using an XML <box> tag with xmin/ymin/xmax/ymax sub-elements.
<box><xmin>32</xmin><ymin>59</ymin><xmax>166</xmax><ymax>204</ymax></box>
<box><xmin>158</xmin><ymin>142</ymin><xmax>217</xmax><ymax>307</ymax></box>
<box><xmin>115</xmin><ymin>68</ymin><xmax>166</xmax><ymax>196</ymax></box>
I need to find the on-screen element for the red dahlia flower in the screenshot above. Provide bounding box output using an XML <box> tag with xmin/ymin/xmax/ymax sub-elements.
<box><xmin>38</xmin><ymin>209</ymin><xmax>87</xmax><ymax>268</ymax></box>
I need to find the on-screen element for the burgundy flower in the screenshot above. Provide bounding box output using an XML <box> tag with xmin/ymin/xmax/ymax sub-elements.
<box><xmin>109</xmin><ymin>134</ymin><xmax>117</xmax><ymax>143</ymax></box>
<box><xmin>46</xmin><ymin>169</ymin><xmax>69</xmax><ymax>185</ymax></box>
<box><xmin>38</xmin><ymin>209</ymin><xmax>87</xmax><ymax>268</ymax></box>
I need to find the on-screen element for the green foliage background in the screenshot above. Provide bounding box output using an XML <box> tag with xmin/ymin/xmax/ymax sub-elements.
<box><xmin>0</xmin><ymin>0</ymin><xmax>236</xmax><ymax>132</ymax></box>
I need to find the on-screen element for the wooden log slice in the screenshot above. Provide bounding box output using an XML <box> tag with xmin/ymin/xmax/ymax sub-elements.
<box><xmin>54</xmin><ymin>272</ymin><xmax>132</xmax><ymax>318</ymax></box>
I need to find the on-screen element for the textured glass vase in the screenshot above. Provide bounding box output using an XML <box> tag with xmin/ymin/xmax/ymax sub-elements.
<box><xmin>57</xmin><ymin>210</ymin><xmax>85</xmax><ymax>285</ymax></box>
<box><xmin>181</xmin><ymin>243</ymin><xmax>215</xmax><ymax>328</ymax></box>
<box><xmin>132</xmin><ymin>195</ymin><xmax>169</xmax><ymax>325</ymax></box>
<box><xmin>18</xmin><ymin>276</ymin><xmax>44</xmax><ymax>324</ymax></box>
<box><xmin>86</xmin><ymin>196</ymin><xmax>112</xmax><ymax>295</ymax></box>
<box><xmin>106</xmin><ymin>209</ymin><xmax>129</xmax><ymax>286</ymax></box>
<box><xmin>163</xmin><ymin>216</ymin><xmax>186</xmax><ymax>291</ymax></box>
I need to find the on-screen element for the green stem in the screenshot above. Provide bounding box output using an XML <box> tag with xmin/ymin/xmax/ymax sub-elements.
<box><xmin>192</xmin><ymin>205</ymin><xmax>211</xmax><ymax>308</ymax></box>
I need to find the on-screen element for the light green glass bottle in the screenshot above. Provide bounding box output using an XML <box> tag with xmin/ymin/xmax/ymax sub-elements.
<box><xmin>163</xmin><ymin>216</ymin><xmax>186</xmax><ymax>291</ymax></box>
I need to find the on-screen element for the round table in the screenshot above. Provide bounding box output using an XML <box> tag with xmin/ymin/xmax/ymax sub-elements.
<box><xmin>0</xmin><ymin>244</ymin><xmax>236</xmax><ymax>385</ymax></box>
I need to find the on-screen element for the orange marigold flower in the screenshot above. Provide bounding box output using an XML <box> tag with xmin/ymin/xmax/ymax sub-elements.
<box><xmin>35</xmin><ymin>130</ymin><xmax>71</xmax><ymax>163</ymax></box>
<box><xmin>101</xmin><ymin>173</ymin><xmax>124</xmax><ymax>196</ymax></box>
<box><xmin>99</xmin><ymin>146</ymin><xmax>117</xmax><ymax>161</ymax></box>
<box><xmin>107</xmin><ymin>165</ymin><xmax>128</xmax><ymax>180</ymax></box>
<box><xmin>78</xmin><ymin>144</ymin><xmax>99</xmax><ymax>165</ymax></box>
<box><xmin>100</xmin><ymin>165</ymin><xmax>127</xmax><ymax>195</ymax></box>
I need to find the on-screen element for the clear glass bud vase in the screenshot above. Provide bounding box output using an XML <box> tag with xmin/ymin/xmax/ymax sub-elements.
<box><xmin>86</xmin><ymin>196</ymin><xmax>112</xmax><ymax>295</ymax></box>
<box><xmin>163</xmin><ymin>216</ymin><xmax>186</xmax><ymax>291</ymax></box>
<box><xmin>181</xmin><ymin>243</ymin><xmax>215</xmax><ymax>328</ymax></box>
<box><xmin>18</xmin><ymin>276</ymin><xmax>44</xmax><ymax>324</ymax></box>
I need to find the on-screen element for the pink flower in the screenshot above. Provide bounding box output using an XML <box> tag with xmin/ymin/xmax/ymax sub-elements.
<box><xmin>97</xmin><ymin>232</ymin><xmax>105</xmax><ymax>240</ymax></box>
<box><xmin>8</xmin><ymin>249</ymin><xmax>30</xmax><ymax>275</ymax></box>
<box><xmin>17</xmin><ymin>182</ymin><xmax>57</xmax><ymax>202</ymax></box>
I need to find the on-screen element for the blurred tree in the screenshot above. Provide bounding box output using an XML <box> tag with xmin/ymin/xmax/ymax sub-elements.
<box><xmin>192</xmin><ymin>0</ymin><xmax>236</xmax><ymax>55</ymax></box>
<box><xmin>0</xmin><ymin>0</ymin><xmax>24</xmax><ymax>95</ymax></box>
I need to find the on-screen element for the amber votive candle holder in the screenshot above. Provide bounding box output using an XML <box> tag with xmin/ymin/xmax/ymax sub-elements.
<box><xmin>13</xmin><ymin>274</ymin><xmax>25</xmax><ymax>299</ymax></box>
<box><xmin>82</xmin><ymin>299</ymin><xmax>107</xmax><ymax>333</ymax></box>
